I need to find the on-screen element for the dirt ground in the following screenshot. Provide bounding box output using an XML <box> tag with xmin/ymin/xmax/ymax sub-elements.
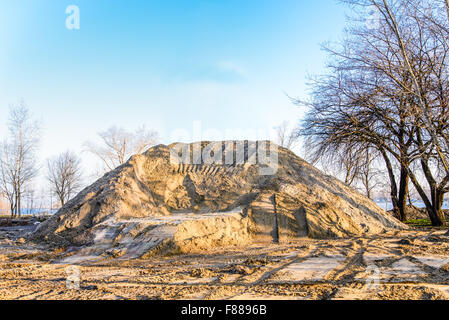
<box><xmin>2</xmin><ymin>224</ymin><xmax>449</xmax><ymax>300</ymax></box>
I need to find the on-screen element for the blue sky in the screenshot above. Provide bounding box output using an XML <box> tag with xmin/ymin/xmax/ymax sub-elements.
<box><xmin>0</xmin><ymin>0</ymin><xmax>347</xmax><ymax>175</ymax></box>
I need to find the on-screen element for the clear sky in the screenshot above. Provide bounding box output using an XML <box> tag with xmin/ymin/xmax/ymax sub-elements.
<box><xmin>0</xmin><ymin>0</ymin><xmax>347</xmax><ymax>178</ymax></box>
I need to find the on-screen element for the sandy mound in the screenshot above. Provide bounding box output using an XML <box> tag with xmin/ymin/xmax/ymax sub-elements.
<box><xmin>30</xmin><ymin>141</ymin><xmax>405</xmax><ymax>258</ymax></box>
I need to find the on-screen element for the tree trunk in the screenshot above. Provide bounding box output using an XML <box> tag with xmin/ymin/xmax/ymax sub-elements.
<box><xmin>397</xmin><ymin>164</ymin><xmax>409</xmax><ymax>222</ymax></box>
<box><xmin>427</xmin><ymin>189</ymin><xmax>446</xmax><ymax>226</ymax></box>
<box><xmin>426</xmin><ymin>206</ymin><xmax>445</xmax><ymax>226</ymax></box>
<box><xmin>419</xmin><ymin>155</ymin><xmax>446</xmax><ymax>226</ymax></box>
<box><xmin>14</xmin><ymin>193</ymin><xmax>18</xmax><ymax>218</ymax></box>
<box><xmin>271</xmin><ymin>194</ymin><xmax>279</xmax><ymax>244</ymax></box>
<box><xmin>18</xmin><ymin>190</ymin><xmax>21</xmax><ymax>218</ymax></box>
<box><xmin>408</xmin><ymin>167</ymin><xmax>446</xmax><ymax>226</ymax></box>
<box><xmin>380</xmin><ymin>149</ymin><xmax>402</xmax><ymax>220</ymax></box>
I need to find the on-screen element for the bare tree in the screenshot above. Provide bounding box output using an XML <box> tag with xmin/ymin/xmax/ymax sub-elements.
<box><xmin>358</xmin><ymin>0</ymin><xmax>449</xmax><ymax>226</ymax></box>
<box><xmin>0</xmin><ymin>103</ymin><xmax>40</xmax><ymax>218</ymax></box>
<box><xmin>274</xmin><ymin>121</ymin><xmax>300</xmax><ymax>150</ymax></box>
<box><xmin>299</xmin><ymin>0</ymin><xmax>449</xmax><ymax>225</ymax></box>
<box><xmin>84</xmin><ymin>125</ymin><xmax>159</xmax><ymax>172</ymax></box>
<box><xmin>0</xmin><ymin>142</ymin><xmax>17</xmax><ymax>216</ymax></box>
<box><xmin>47</xmin><ymin>151</ymin><xmax>83</xmax><ymax>207</ymax></box>
<box><xmin>350</xmin><ymin>0</ymin><xmax>449</xmax><ymax>224</ymax></box>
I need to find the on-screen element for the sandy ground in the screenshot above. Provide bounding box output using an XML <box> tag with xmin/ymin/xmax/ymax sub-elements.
<box><xmin>1</xmin><ymin>225</ymin><xmax>449</xmax><ymax>300</ymax></box>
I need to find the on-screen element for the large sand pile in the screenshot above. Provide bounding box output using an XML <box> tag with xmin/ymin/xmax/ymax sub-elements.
<box><xmin>30</xmin><ymin>141</ymin><xmax>405</xmax><ymax>259</ymax></box>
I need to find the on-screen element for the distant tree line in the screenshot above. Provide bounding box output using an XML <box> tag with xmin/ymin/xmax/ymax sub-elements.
<box><xmin>299</xmin><ymin>0</ymin><xmax>449</xmax><ymax>226</ymax></box>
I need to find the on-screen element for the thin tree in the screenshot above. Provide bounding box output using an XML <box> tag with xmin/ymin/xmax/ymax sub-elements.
<box><xmin>0</xmin><ymin>141</ymin><xmax>17</xmax><ymax>217</ymax></box>
<box><xmin>47</xmin><ymin>151</ymin><xmax>83</xmax><ymax>207</ymax></box>
<box><xmin>84</xmin><ymin>125</ymin><xmax>159</xmax><ymax>172</ymax></box>
<box><xmin>0</xmin><ymin>103</ymin><xmax>40</xmax><ymax>218</ymax></box>
<box><xmin>274</xmin><ymin>121</ymin><xmax>300</xmax><ymax>150</ymax></box>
